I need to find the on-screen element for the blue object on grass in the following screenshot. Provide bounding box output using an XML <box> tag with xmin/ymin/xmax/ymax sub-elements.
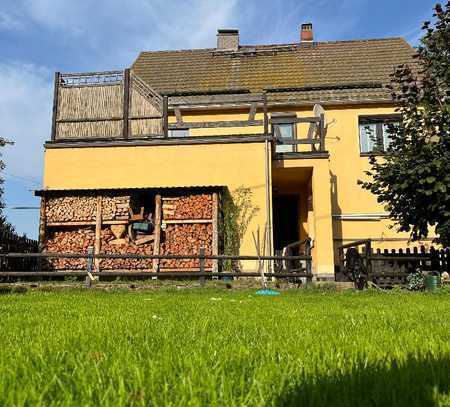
<box><xmin>255</xmin><ymin>289</ymin><xmax>280</xmax><ymax>296</ymax></box>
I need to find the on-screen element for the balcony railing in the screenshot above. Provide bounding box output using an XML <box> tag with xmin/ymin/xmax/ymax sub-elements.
<box><xmin>50</xmin><ymin>69</ymin><xmax>326</xmax><ymax>155</ymax></box>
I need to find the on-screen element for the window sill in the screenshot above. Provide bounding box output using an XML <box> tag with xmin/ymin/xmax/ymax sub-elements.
<box><xmin>360</xmin><ymin>152</ymin><xmax>386</xmax><ymax>157</ymax></box>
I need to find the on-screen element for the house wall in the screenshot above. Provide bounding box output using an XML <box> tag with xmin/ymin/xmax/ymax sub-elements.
<box><xmin>43</xmin><ymin>141</ymin><xmax>270</xmax><ymax>270</ymax></box>
<box><xmin>43</xmin><ymin>103</ymin><xmax>433</xmax><ymax>275</ymax></box>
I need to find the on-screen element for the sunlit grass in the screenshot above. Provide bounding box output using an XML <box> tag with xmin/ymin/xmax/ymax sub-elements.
<box><xmin>0</xmin><ymin>288</ymin><xmax>449</xmax><ymax>406</ymax></box>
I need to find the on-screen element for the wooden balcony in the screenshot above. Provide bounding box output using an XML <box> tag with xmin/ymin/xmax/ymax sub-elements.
<box><xmin>49</xmin><ymin>69</ymin><xmax>326</xmax><ymax>157</ymax></box>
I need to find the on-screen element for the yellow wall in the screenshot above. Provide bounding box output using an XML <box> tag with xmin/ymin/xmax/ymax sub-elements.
<box><xmin>43</xmin><ymin>142</ymin><xmax>270</xmax><ymax>269</ymax></box>
<box><xmin>44</xmin><ymin>104</ymin><xmax>430</xmax><ymax>275</ymax></box>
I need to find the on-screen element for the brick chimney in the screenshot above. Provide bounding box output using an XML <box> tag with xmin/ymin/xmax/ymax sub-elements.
<box><xmin>300</xmin><ymin>23</ymin><xmax>313</xmax><ymax>43</ymax></box>
<box><xmin>217</xmin><ymin>29</ymin><xmax>239</xmax><ymax>51</ymax></box>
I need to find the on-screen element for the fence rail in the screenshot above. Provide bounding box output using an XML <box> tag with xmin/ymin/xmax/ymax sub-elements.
<box><xmin>0</xmin><ymin>230</ymin><xmax>38</xmax><ymax>272</ymax></box>
<box><xmin>0</xmin><ymin>250</ymin><xmax>313</xmax><ymax>285</ymax></box>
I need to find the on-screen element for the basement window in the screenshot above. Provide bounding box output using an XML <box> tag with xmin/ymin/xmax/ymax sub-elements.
<box><xmin>359</xmin><ymin>115</ymin><xmax>400</xmax><ymax>154</ymax></box>
<box><xmin>168</xmin><ymin>129</ymin><xmax>190</xmax><ymax>138</ymax></box>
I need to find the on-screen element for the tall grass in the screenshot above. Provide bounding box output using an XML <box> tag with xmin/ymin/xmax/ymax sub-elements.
<box><xmin>0</xmin><ymin>289</ymin><xmax>449</xmax><ymax>406</ymax></box>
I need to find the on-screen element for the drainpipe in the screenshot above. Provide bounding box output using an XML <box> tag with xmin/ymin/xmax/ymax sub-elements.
<box><xmin>264</xmin><ymin>140</ymin><xmax>274</xmax><ymax>273</ymax></box>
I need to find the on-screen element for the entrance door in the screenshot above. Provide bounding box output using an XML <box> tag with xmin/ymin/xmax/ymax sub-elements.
<box><xmin>273</xmin><ymin>195</ymin><xmax>299</xmax><ymax>251</ymax></box>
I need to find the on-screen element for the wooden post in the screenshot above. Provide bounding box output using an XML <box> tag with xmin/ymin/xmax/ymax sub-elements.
<box><xmin>163</xmin><ymin>96</ymin><xmax>169</xmax><ymax>138</ymax></box>
<box><xmin>319</xmin><ymin>113</ymin><xmax>325</xmax><ymax>151</ymax></box>
<box><xmin>37</xmin><ymin>195</ymin><xmax>47</xmax><ymax>272</ymax></box>
<box><xmin>212</xmin><ymin>192</ymin><xmax>219</xmax><ymax>275</ymax></box>
<box><xmin>122</xmin><ymin>68</ymin><xmax>130</xmax><ymax>139</ymax></box>
<box><xmin>85</xmin><ymin>246</ymin><xmax>94</xmax><ymax>288</ymax></box>
<box><xmin>153</xmin><ymin>195</ymin><xmax>162</xmax><ymax>273</ymax></box>
<box><xmin>94</xmin><ymin>195</ymin><xmax>103</xmax><ymax>272</ymax></box>
<box><xmin>38</xmin><ymin>195</ymin><xmax>47</xmax><ymax>252</ymax></box>
<box><xmin>51</xmin><ymin>72</ymin><xmax>60</xmax><ymax>141</ymax></box>
<box><xmin>305</xmin><ymin>239</ymin><xmax>312</xmax><ymax>286</ymax></box>
<box><xmin>262</xmin><ymin>93</ymin><xmax>268</xmax><ymax>137</ymax></box>
<box><xmin>199</xmin><ymin>247</ymin><xmax>205</xmax><ymax>286</ymax></box>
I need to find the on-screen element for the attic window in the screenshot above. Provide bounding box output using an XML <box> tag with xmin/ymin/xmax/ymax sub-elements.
<box><xmin>272</xmin><ymin>113</ymin><xmax>297</xmax><ymax>153</ymax></box>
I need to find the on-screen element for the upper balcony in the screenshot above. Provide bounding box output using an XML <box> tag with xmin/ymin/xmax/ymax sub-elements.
<box><xmin>49</xmin><ymin>69</ymin><xmax>327</xmax><ymax>159</ymax></box>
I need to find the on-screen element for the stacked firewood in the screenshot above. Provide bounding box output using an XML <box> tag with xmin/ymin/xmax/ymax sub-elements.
<box><xmin>45</xmin><ymin>227</ymin><xmax>94</xmax><ymax>269</ymax></box>
<box><xmin>46</xmin><ymin>196</ymin><xmax>97</xmax><ymax>222</ymax></box>
<box><xmin>102</xmin><ymin>196</ymin><xmax>130</xmax><ymax>221</ymax></box>
<box><xmin>160</xmin><ymin>224</ymin><xmax>212</xmax><ymax>269</ymax></box>
<box><xmin>163</xmin><ymin>194</ymin><xmax>212</xmax><ymax>220</ymax></box>
<box><xmin>46</xmin><ymin>195</ymin><xmax>131</xmax><ymax>222</ymax></box>
<box><xmin>100</xmin><ymin>228</ymin><xmax>153</xmax><ymax>269</ymax></box>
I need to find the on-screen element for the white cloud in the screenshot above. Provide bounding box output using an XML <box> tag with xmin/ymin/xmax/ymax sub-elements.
<box><xmin>0</xmin><ymin>63</ymin><xmax>52</xmax><ymax>182</ymax></box>
<box><xmin>0</xmin><ymin>11</ymin><xmax>25</xmax><ymax>31</ymax></box>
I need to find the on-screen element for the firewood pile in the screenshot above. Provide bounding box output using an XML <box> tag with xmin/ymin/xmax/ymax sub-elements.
<box><xmin>100</xmin><ymin>228</ymin><xmax>153</xmax><ymax>269</ymax></box>
<box><xmin>45</xmin><ymin>195</ymin><xmax>130</xmax><ymax>222</ymax></box>
<box><xmin>103</xmin><ymin>196</ymin><xmax>130</xmax><ymax>221</ymax></box>
<box><xmin>46</xmin><ymin>196</ymin><xmax>97</xmax><ymax>222</ymax></box>
<box><xmin>162</xmin><ymin>194</ymin><xmax>212</xmax><ymax>220</ymax></box>
<box><xmin>45</xmin><ymin>227</ymin><xmax>94</xmax><ymax>269</ymax></box>
<box><xmin>161</xmin><ymin>224</ymin><xmax>212</xmax><ymax>269</ymax></box>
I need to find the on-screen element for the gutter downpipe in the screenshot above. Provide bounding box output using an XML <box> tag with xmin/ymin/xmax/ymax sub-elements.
<box><xmin>264</xmin><ymin>139</ymin><xmax>274</xmax><ymax>274</ymax></box>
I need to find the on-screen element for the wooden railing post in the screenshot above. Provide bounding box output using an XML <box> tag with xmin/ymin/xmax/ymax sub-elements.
<box><xmin>305</xmin><ymin>238</ymin><xmax>312</xmax><ymax>286</ymax></box>
<box><xmin>122</xmin><ymin>68</ymin><xmax>130</xmax><ymax>139</ymax></box>
<box><xmin>319</xmin><ymin>113</ymin><xmax>325</xmax><ymax>151</ymax></box>
<box><xmin>163</xmin><ymin>96</ymin><xmax>169</xmax><ymax>138</ymax></box>
<box><xmin>263</xmin><ymin>92</ymin><xmax>268</xmax><ymax>137</ymax></box>
<box><xmin>51</xmin><ymin>72</ymin><xmax>60</xmax><ymax>141</ymax></box>
<box><xmin>199</xmin><ymin>247</ymin><xmax>206</xmax><ymax>286</ymax></box>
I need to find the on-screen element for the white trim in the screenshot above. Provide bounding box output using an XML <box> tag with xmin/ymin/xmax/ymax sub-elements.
<box><xmin>332</xmin><ymin>213</ymin><xmax>389</xmax><ymax>221</ymax></box>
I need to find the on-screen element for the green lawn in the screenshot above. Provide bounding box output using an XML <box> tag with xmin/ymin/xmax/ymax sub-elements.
<box><xmin>0</xmin><ymin>288</ymin><xmax>449</xmax><ymax>406</ymax></box>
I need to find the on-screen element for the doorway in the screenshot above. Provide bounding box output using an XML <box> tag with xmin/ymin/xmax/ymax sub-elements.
<box><xmin>272</xmin><ymin>195</ymin><xmax>299</xmax><ymax>252</ymax></box>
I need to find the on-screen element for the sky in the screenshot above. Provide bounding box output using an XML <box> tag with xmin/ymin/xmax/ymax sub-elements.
<box><xmin>0</xmin><ymin>0</ymin><xmax>437</xmax><ymax>239</ymax></box>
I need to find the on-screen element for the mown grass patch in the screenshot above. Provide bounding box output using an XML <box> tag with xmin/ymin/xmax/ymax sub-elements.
<box><xmin>0</xmin><ymin>289</ymin><xmax>449</xmax><ymax>406</ymax></box>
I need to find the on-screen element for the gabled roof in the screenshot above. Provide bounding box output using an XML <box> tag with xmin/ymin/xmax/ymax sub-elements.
<box><xmin>131</xmin><ymin>37</ymin><xmax>415</xmax><ymax>103</ymax></box>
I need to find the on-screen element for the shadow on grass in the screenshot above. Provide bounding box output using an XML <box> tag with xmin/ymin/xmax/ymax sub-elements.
<box><xmin>276</xmin><ymin>355</ymin><xmax>450</xmax><ymax>407</ymax></box>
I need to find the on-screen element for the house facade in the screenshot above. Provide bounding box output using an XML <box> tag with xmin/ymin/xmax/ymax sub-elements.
<box><xmin>39</xmin><ymin>24</ymin><xmax>426</xmax><ymax>278</ymax></box>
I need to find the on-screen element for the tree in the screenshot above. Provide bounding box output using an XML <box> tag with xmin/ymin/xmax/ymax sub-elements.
<box><xmin>360</xmin><ymin>2</ymin><xmax>450</xmax><ymax>246</ymax></box>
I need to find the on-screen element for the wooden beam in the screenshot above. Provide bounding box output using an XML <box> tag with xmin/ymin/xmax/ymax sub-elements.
<box><xmin>94</xmin><ymin>195</ymin><xmax>103</xmax><ymax>271</ymax></box>
<box><xmin>153</xmin><ymin>195</ymin><xmax>162</xmax><ymax>272</ymax></box>
<box><xmin>174</xmin><ymin>108</ymin><xmax>183</xmax><ymax>125</ymax></box>
<box><xmin>248</xmin><ymin>102</ymin><xmax>257</xmax><ymax>121</ymax></box>
<box><xmin>122</xmin><ymin>68</ymin><xmax>130</xmax><ymax>139</ymax></box>
<box><xmin>51</xmin><ymin>72</ymin><xmax>60</xmax><ymax>141</ymax></box>
<box><xmin>163</xmin><ymin>96</ymin><xmax>169</xmax><ymax>137</ymax></box>
<box><xmin>263</xmin><ymin>93</ymin><xmax>268</xmax><ymax>137</ymax></box>
<box><xmin>169</xmin><ymin>119</ymin><xmax>263</xmax><ymax>129</ymax></box>
<box><xmin>46</xmin><ymin>220</ymin><xmax>128</xmax><ymax>227</ymax></box>
<box><xmin>56</xmin><ymin>117</ymin><xmax>123</xmax><ymax>123</ymax></box>
<box><xmin>162</xmin><ymin>219</ymin><xmax>212</xmax><ymax>224</ymax></box>
<box><xmin>212</xmin><ymin>192</ymin><xmax>219</xmax><ymax>274</ymax></box>
<box><xmin>319</xmin><ymin>113</ymin><xmax>325</xmax><ymax>151</ymax></box>
<box><xmin>270</xmin><ymin>116</ymin><xmax>321</xmax><ymax>125</ymax></box>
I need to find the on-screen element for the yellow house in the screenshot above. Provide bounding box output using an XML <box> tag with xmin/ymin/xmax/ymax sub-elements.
<box><xmin>41</xmin><ymin>24</ymin><xmax>425</xmax><ymax>279</ymax></box>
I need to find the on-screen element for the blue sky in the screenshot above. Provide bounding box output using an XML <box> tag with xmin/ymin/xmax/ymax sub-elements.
<box><xmin>0</xmin><ymin>0</ymin><xmax>437</xmax><ymax>238</ymax></box>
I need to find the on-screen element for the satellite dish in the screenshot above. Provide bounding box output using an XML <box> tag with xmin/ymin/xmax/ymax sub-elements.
<box><xmin>313</xmin><ymin>103</ymin><xmax>325</xmax><ymax>118</ymax></box>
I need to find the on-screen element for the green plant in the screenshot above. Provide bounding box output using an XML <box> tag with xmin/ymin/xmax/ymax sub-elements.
<box><xmin>407</xmin><ymin>270</ymin><xmax>425</xmax><ymax>291</ymax></box>
<box><xmin>222</xmin><ymin>186</ymin><xmax>259</xmax><ymax>271</ymax></box>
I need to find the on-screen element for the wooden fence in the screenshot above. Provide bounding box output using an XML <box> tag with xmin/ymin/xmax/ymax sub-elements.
<box><xmin>338</xmin><ymin>239</ymin><xmax>450</xmax><ymax>287</ymax></box>
<box><xmin>0</xmin><ymin>251</ymin><xmax>313</xmax><ymax>286</ymax></box>
<box><xmin>0</xmin><ymin>230</ymin><xmax>39</xmax><ymax>271</ymax></box>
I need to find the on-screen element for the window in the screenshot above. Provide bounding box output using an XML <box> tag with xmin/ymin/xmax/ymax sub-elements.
<box><xmin>274</xmin><ymin>123</ymin><xmax>296</xmax><ymax>153</ymax></box>
<box><xmin>168</xmin><ymin>129</ymin><xmax>190</xmax><ymax>138</ymax></box>
<box><xmin>359</xmin><ymin>116</ymin><xmax>400</xmax><ymax>153</ymax></box>
<box><xmin>272</xmin><ymin>113</ymin><xmax>297</xmax><ymax>153</ymax></box>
